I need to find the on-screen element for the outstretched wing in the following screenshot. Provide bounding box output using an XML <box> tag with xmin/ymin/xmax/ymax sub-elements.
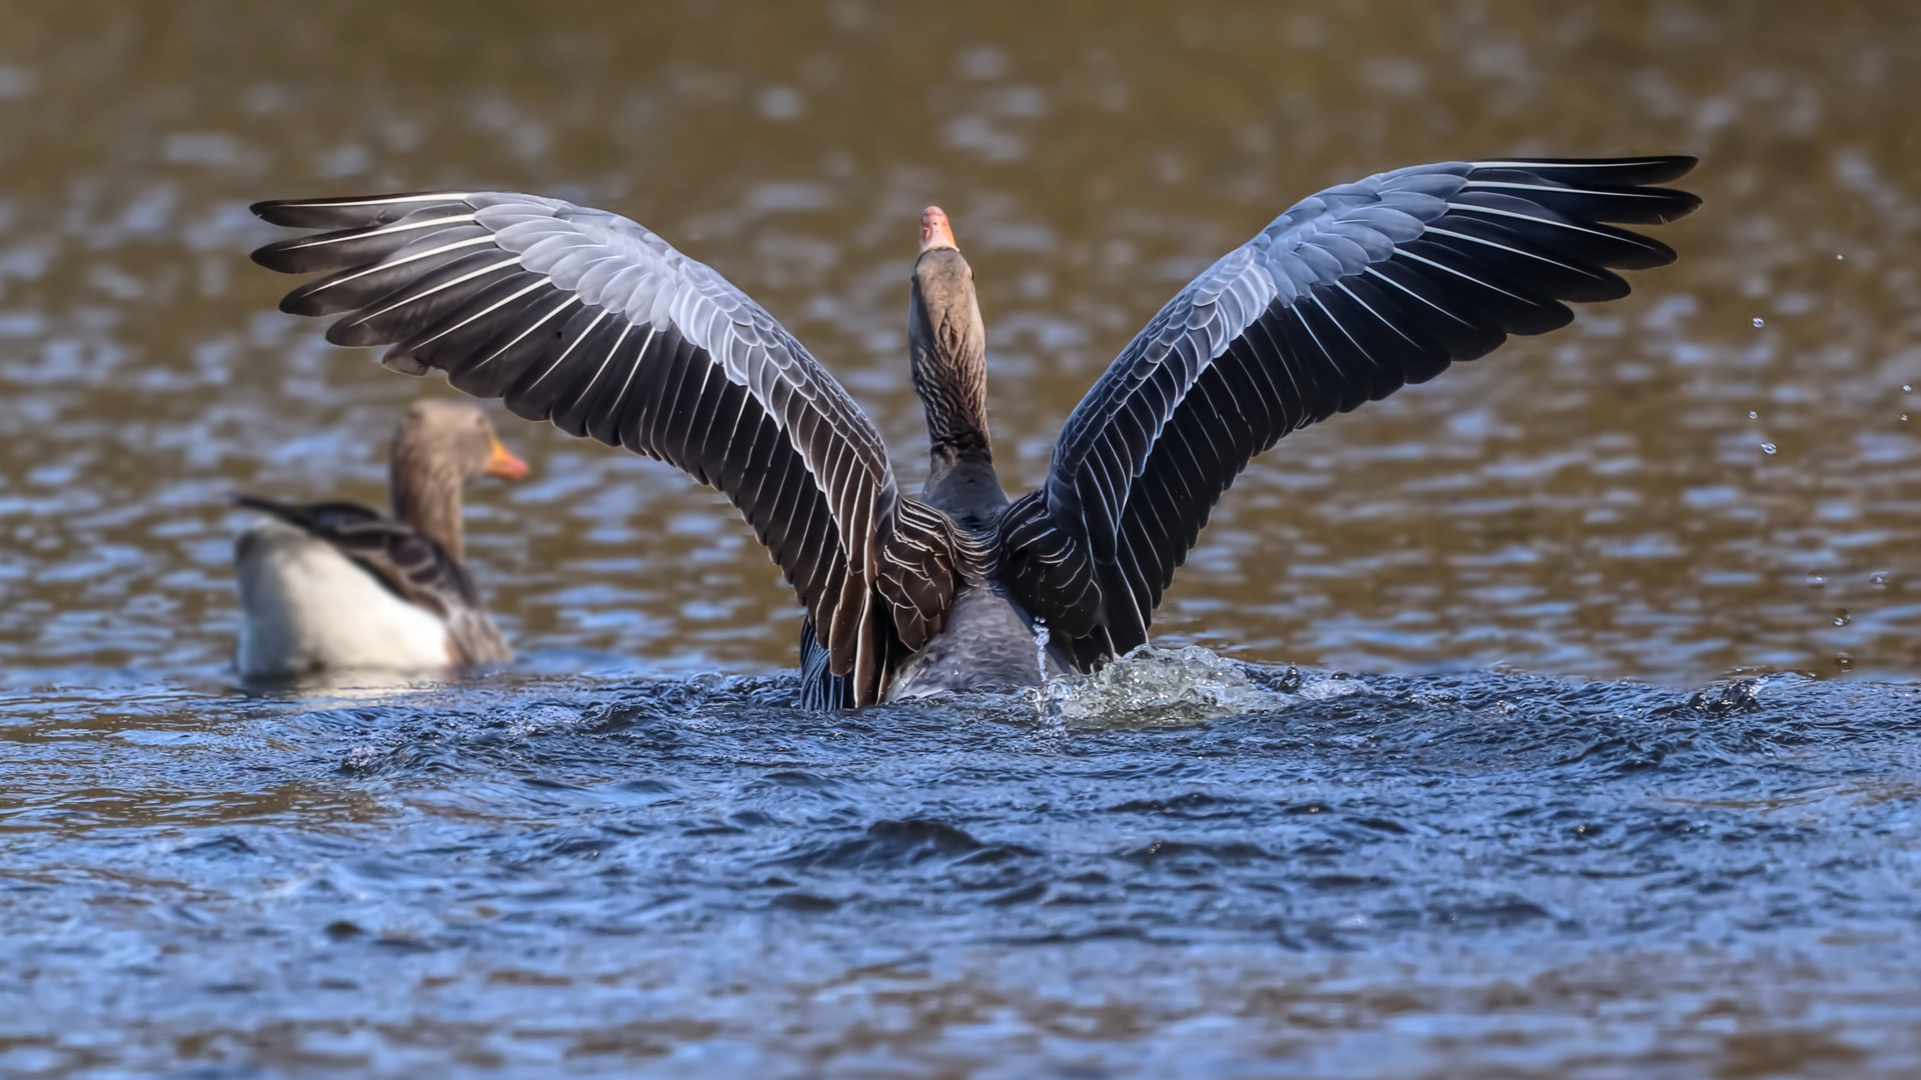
<box><xmin>996</xmin><ymin>157</ymin><xmax>1701</xmax><ymax>669</ymax></box>
<box><xmin>234</xmin><ymin>494</ymin><xmax>512</xmax><ymax>664</ymax></box>
<box><xmin>249</xmin><ymin>191</ymin><xmax>968</xmax><ymax>703</ymax></box>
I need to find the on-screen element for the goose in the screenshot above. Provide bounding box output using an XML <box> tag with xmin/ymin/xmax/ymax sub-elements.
<box><xmin>246</xmin><ymin>156</ymin><xmax>1699</xmax><ymax>706</ymax></box>
<box><xmin>233</xmin><ymin>398</ymin><xmax>528</xmax><ymax>679</ymax></box>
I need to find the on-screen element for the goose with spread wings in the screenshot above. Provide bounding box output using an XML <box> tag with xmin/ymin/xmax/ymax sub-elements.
<box><xmin>249</xmin><ymin>156</ymin><xmax>1699</xmax><ymax>706</ymax></box>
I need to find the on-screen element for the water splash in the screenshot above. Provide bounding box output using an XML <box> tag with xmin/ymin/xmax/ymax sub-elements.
<box><xmin>1035</xmin><ymin>644</ymin><xmax>1292</xmax><ymax>728</ymax></box>
<box><xmin>1033</xmin><ymin>622</ymin><xmax>1051</xmax><ymax>684</ymax></box>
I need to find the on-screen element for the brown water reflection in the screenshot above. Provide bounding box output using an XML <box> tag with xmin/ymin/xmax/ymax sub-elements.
<box><xmin>1</xmin><ymin>1</ymin><xmax>1919</xmax><ymax>684</ymax></box>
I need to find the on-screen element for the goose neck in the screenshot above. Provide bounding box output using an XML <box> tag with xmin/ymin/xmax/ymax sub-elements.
<box><xmin>390</xmin><ymin>435</ymin><xmax>466</xmax><ymax>561</ymax></box>
<box><xmin>909</xmin><ymin>248</ymin><xmax>993</xmax><ymax>463</ymax></box>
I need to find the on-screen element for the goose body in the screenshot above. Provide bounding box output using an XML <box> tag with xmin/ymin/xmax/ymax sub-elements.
<box><xmin>885</xmin><ymin>586</ymin><xmax>1066</xmax><ymax>699</ymax></box>
<box><xmin>248</xmin><ymin>156</ymin><xmax>1699</xmax><ymax>706</ymax></box>
<box><xmin>233</xmin><ymin>400</ymin><xmax>526</xmax><ymax>680</ymax></box>
<box><xmin>236</xmin><ymin>517</ymin><xmax>457</xmax><ymax>675</ymax></box>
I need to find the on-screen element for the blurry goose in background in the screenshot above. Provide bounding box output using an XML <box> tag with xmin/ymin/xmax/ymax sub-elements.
<box><xmin>234</xmin><ymin>399</ymin><xmax>527</xmax><ymax>679</ymax></box>
<box><xmin>247</xmin><ymin>156</ymin><xmax>1698</xmax><ymax>707</ymax></box>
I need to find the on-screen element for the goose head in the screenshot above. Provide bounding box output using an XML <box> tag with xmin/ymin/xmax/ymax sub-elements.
<box><xmin>390</xmin><ymin>399</ymin><xmax>526</xmax><ymax>559</ymax></box>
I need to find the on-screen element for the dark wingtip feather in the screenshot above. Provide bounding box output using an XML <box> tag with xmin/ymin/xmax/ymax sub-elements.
<box><xmin>279</xmin><ymin>283</ymin><xmax>332</xmax><ymax>317</ymax></box>
<box><xmin>1476</xmin><ymin>155</ymin><xmax>1699</xmax><ymax>186</ymax></box>
<box><xmin>1646</xmin><ymin>186</ymin><xmax>1704</xmax><ymax>224</ymax></box>
<box><xmin>1651</xmin><ymin>154</ymin><xmax>1700</xmax><ymax>184</ymax></box>
<box><xmin>1467</xmin><ymin>156</ymin><xmax>1703</xmax><ymax>224</ymax></box>
<box><xmin>249</xmin><ymin>199</ymin><xmax>301</xmax><ymax>225</ymax></box>
<box><xmin>250</xmin><ymin>191</ymin><xmax>468</xmax><ymax>230</ymax></box>
<box><xmin>249</xmin><ymin>197</ymin><xmax>370</xmax><ymax>229</ymax></box>
<box><xmin>1622</xmin><ymin>235</ymin><xmax>1679</xmax><ymax>269</ymax></box>
<box><xmin>250</xmin><ymin>233</ymin><xmax>360</xmax><ymax>275</ymax></box>
<box><xmin>251</xmin><ymin>236</ymin><xmax>316</xmax><ymax>274</ymax></box>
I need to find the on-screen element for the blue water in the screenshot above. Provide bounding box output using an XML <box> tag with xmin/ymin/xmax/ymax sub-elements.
<box><xmin>4</xmin><ymin>660</ymin><xmax>1918</xmax><ymax>1076</ymax></box>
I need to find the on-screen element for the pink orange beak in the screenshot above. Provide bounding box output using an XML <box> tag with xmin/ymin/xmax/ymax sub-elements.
<box><xmin>919</xmin><ymin>206</ymin><xmax>958</xmax><ymax>253</ymax></box>
<box><xmin>485</xmin><ymin>435</ymin><xmax>529</xmax><ymax>481</ymax></box>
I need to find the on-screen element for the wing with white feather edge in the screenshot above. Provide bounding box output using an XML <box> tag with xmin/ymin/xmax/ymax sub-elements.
<box><xmin>996</xmin><ymin>157</ymin><xmax>1700</xmax><ymax>670</ymax></box>
<box><xmin>250</xmin><ymin>191</ymin><xmax>972</xmax><ymax>705</ymax></box>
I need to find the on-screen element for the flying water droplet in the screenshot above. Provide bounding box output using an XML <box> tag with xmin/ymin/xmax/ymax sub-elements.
<box><xmin>1751</xmin><ymin>317</ymin><xmax>1765</xmax><ymax>328</ymax></box>
<box><xmin>1837</xmin><ymin>254</ymin><xmax>1845</xmax><ymax>260</ymax></box>
<box><xmin>1832</xmin><ymin>609</ymin><xmax>1851</xmax><ymax>627</ymax></box>
<box><xmin>1748</xmin><ymin>411</ymin><xmax>1758</xmax><ymax>420</ymax></box>
<box><xmin>1871</xmin><ymin>572</ymin><xmax>1890</xmax><ymax>589</ymax></box>
<box><xmin>1807</xmin><ymin>572</ymin><xmax>1828</xmax><ymax>589</ymax></box>
<box><xmin>1761</xmin><ymin>442</ymin><xmax>1777</xmax><ymax>454</ymax></box>
<box><xmin>1903</xmin><ymin>415</ymin><xmax>1910</xmax><ymax>423</ymax></box>
<box><xmin>1834</xmin><ymin>652</ymin><xmax>1854</xmax><ymax>670</ymax></box>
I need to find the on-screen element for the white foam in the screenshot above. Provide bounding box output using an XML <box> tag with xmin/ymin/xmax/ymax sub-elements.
<box><xmin>1034</xmin><ymin>644</ymin><xmax>1294</xmax><ymax>728</ymax></box>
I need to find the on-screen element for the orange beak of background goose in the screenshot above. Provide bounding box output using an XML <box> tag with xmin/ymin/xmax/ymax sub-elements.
<box><xmin>486</xmin><ymin>436</ymin><xmax>530</xmax><ymax>480</ymax></box>
<box><xmin>920</xmin><ymin>206</ymin><xmax>958</xmax><ymax>253</ymax></box>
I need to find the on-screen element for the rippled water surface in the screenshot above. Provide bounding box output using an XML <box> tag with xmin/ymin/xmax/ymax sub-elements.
<box><xmin>3</xmin><ymin>0</ymin><xmax>1921</xmax><ymax>1075</ymax></box>
<box><xmin>8</xmin><ymin>664</ymin><xmax>1921</xmax><ymax>1077</ymax></box>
